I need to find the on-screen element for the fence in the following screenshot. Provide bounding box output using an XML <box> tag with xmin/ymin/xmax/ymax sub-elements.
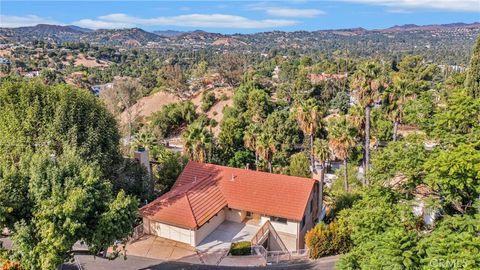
<box><xmin>129</xmin><ymin>223</ymin><xmax>144</xmax><ymax>242</ymax></box>
<box><xmin>251</xmin><ymin>245</ymin><xmax>309</xmax><ymax>264</ymax></box>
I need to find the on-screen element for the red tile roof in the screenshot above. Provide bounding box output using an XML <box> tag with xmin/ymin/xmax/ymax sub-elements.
<box><xmin>140</xmin><ymin>161</ymin><xmax>316</xmax><ymax>229</ymax></box>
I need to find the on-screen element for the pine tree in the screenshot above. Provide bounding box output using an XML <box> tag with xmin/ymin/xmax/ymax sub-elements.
<box><xmin>466</xmin><ymin>37</ymin><xmax>480</xmax><ymax>98</ymax></box>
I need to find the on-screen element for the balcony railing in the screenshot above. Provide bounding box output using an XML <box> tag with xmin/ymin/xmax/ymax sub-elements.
<box><xmin>250</xmin><ymin>220</ymin><xmax>288</xmax><ymax>252</ymax></box>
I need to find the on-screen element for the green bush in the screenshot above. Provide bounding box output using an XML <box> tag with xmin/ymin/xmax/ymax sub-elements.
<box><xmin>230</xmin><ymin>241</ymin><xmax>252</xmax><ymax>256</ymax></box>
<box><xmin>150</xmin><ymin>101</ymin><xmax>196</xmax><ymax>137</ymax></box>
<box><xmin>201</xmin><ymin>91</ymin><xmax>216</xmax><ymax>112</ymax></box>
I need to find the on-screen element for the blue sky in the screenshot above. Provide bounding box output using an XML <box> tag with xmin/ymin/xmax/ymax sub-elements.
<box><xmin>1</xmin><ymin>1</ymin><xmax>479</xmax><ymax>33</ymax></box>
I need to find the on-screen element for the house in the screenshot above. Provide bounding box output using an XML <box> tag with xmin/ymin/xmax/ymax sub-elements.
<box><xmin>140</xmin><ymin>161</ymin><xmax>321</xmax><ymax>251</ymax></box>
<box><xmin>91</xmin><ymin>83</ymin><xmax>113</xmax><ymax>96</ymax></box>
<box><xmin>0</xmin><ymin>58</ymin><xmax>10</xmax><ymax>65</ymax></box>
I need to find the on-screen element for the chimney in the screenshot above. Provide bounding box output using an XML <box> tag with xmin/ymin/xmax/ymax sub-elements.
<box><xmin>134</xmin><ymin>147</ymin><xmax>151</xmax><ymax>176</ymax></box>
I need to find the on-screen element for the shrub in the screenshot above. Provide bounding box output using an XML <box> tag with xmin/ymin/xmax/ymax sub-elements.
<box><xmin>230</xmin><ymin>241</ymin><xmax>252</xmax><ymax>256</ymax></box>
<box><xmin>201</xmin><ymin>91</ymin><xmax>216</xmax><ymax>112</ymax></box>
<box><xmin>150</xmin><ymin>101</ymin><xmax>197</xmax><ymax>137</ymax></box>
<box><xmin>305</xmin><ymin>219</ymin><xmax>352</xmax><ymax>259</ymax></box>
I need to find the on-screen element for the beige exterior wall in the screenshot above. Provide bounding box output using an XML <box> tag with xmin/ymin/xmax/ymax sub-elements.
<box><xmin>297</xmin><ymin>188</ymin><xmax>316</xmax><ymax>249</ymax></box>
<box><xmin>259</xmin><ymin>216</ymin><xmax>298</xmax><ymax>236</ymax></box>
<box><xmin>225</xmin><ymin>208</ymin><xmax>245</xmax><ymax>223</ymax></box>
<box><xmin>194</xmin><ymin>209</ymin><xmax>226</xmax><ymax>246</ymax></box>
<box><xmin>143</xmin><ymin>217</ymin><xmax>195</xmax><ymax>246</ymax></box>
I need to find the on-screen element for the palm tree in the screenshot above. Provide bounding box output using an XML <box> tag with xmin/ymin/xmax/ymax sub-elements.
<box><xmin>384</xmin><ymin>76</ymin><xmax>415</xmax><ymax>141</ymax></box>
<box><xmin>328</xmin><ymin>116</ymin><xmax>356</xmax><ymax>192</ymax></box>
<box><xmin>350</xmin><ymin>61</ymin><xmax>385</xmax><ymax>184</ymax></box>
<box><xmin>313</xmin><ymin>138</ymin><xmax>331</xmax><ymax>216</ymax></box>
<box><xmin>182</xmin><ymin>124</ymin><xmax>213</xmax><ymax>163</ymax></box>
<box><xmin>257</xmin><ymin>133</ymin><xmax>276</xmax><ymax>173</ymax></box>
<box><xmin>244</xmin><ymin>124</ymin><xmax>261</xmax><ymax>169</ymax></box>
<box><xmin>296</xmin><ymin>98</ymin><xmax>322</xmax><ymax>172</ymax></box>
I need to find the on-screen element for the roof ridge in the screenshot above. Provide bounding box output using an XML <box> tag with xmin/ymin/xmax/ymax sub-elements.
<box><xmin>183</xmin><ymin>192</ymin><xmax>198</xmax><ymax>228</ymax></box>
<box><xmin>189</xmin><ymin>160</ymin><xmax>315</xmax><ymax>181</ymax></box>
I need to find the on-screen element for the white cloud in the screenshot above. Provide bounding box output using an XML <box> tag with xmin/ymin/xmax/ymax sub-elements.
<box><xmin>73</xmin><ymin>13</ymin><xmax>298</xmax><ymax>29</ymax></box>
<box><xmin>248</xmin><ymin>3</ymin><xmax>325</xmax><ymax>17</ymax></box>
<box><xmin>264</xmin><ymin>7</ymin><xmax>325</xmax><ymax>17</ymax></box>
<box><xmin>0</xmin><ymin>15</ymin><xmax>59</xmax><ymax>28</ymax></box>
<box><xmin>343</xmin><ymin>0</ymin><xmax>480</xmax><ymax>12</ymax></box>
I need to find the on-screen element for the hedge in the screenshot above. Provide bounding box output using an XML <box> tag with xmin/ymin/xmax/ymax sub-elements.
<box><xmin>230</xmin><ymin>241</ymin><xmax>252</xmax><ymax>256</ymax></box>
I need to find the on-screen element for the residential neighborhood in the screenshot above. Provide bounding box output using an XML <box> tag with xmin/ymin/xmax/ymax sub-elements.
<box><xmin>1</xmin><ymin>1</ymin><xmax>480</xmax><ymax>270</ymax></box>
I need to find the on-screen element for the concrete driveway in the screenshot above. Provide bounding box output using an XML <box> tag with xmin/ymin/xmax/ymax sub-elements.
<box><xmin>123</xmin><ymin>235</ymin><xmax>201</xmax><ymax>264</ymax></box>
<box><xmin>196</xmin><ymin>221</ymin><xmax>259</xmax><ymax>252</ymax></box>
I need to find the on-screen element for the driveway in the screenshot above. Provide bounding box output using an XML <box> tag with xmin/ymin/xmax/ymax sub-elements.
<box><xmin>122</xmin><ymin>235</ymin><xmax>201</xmax><ymax>264</ymax></box>
<box><xmin>196</xmin><ymin>221</ymin><xmax>259</xmax><ymax>252</ymax></box>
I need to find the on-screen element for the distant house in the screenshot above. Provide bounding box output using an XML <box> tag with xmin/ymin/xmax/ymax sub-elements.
<box><xmin>140</xmin><ymin>161</ymin><xmax>321</xmax><ymax>251</ymax></box>
<box><xmin>91</xmin><ymin>82</ymin><xmax>113</xmax><ymax>96</ymax></box>
<box><xmin>24</xmin><ymin>70</ymin><xmax>40</xmax><ymax>78</ymax></box>
<box><xmin>0</xmin><ymin>58</ymin><xmax>10</xmax><ymax>65</ymax></box>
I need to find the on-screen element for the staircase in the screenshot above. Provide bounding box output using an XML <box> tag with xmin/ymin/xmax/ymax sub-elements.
<box><xmin>250</xmin><ymin>220</ymin><xmax>289</xmax><ymax>252</ymax></box>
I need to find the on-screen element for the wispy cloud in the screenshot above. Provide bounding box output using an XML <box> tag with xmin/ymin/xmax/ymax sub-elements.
<box><xmin>343</xmin><ymin>0</ymin><xmax>480</xmax><ymax>12</ymax></box>
<box><xmin>73</xmin><ymin>13</ymin><xmax>298</xmax><ymax>29</ymax></box>
<box><xmin>249</xmin><ymin>3</ymin><xmax>325</xmax><ymax>18</ymax></box>
<box><xmin>264</xmin><ymin>7</ymin><xmax>325</xmax><ymax>17</ymax></box>
<box><xmin>386</xmin><ymin>8</ymin><xmax>413</xmax><ymax>14</ymax></box>
<box><xmin>0</xmin><ymin>15</ymin><xmax>59</xmax><ymax>28</ymax></box>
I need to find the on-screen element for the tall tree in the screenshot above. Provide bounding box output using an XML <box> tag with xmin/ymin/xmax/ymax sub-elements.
<box><xmin>314</xmin><ymin>138</ymin><xmax>331</xmax><ymax>216</ymax></box>
<box><xmin>219</xmin><ymin>53</ymin><xmax>246</xmax><ymax>87</ymax></box>
<box><xmin>244</xmin><ymin>124</ymin><xmax>261</xmax><ymax>169</ymax></box>
<box><xmin>296</xmin><ymin>98</ymin><xmax>322</xmax><ymax>173</ymax></box>
<box><xmin>257</xmin><ymin>133</ymin><xmax>276</xmax><ymax>173</ymax></box>
<box><xmin>350</xmin><ymin>61</ymin><xmax>385</xmax><ymax>184</ymax></box>
<box><xmin>465</xmin><ymin>37</ymin><xmax>480</xmax><ymax>98</ymax></box>
<box><xmin>1</xmin><ymin>149</ymin><xmax>138</xmax><ymax>269</ymax></box>
<box><xmin>101</xmin><ymin>78</ymin><xmax>144</xmax><ymax>140</ymax></box>
<box><xmin>328</xmin><ymin>116</ymin><xmax>357</xmax><ymax>192</ymax></box>
<box><xmin>182</xmin><ymin>124</ymin><xmax>213</xmax><ymax>163</ymax></box>
<box><xmin>0</xmin><ymin>78</ymin><xmax>121</xmax><ymax>176</ymax></box>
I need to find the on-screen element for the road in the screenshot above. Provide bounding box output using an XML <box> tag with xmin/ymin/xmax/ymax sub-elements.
<box><xmin>74</xmin><ymin>253</ymin><xmax>339</xmax><ymax>270</ymax></box>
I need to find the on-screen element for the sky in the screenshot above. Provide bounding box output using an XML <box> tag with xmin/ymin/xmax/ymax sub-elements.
<box><xmin>0</xmin><ymin>0</ymin><xmax>479</xmax><ymax>33</ymax></box>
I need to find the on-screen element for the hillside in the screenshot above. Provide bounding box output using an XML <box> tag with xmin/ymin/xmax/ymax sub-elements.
<box><xmin>1</xmin><ymin>23</ymin><xmax>478</xmax><ymax>59</ymax></box>
<box><xmin>119</xmin><ymin>87</ymin><xmax>233</xmax><ymax>136</ymax></box>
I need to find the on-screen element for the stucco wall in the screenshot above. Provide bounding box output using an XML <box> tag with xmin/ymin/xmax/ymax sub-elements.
<box><xmin>194</xmin><ymin>209</ymin><xmax>226</xmax><ymax>246</ymax></box>
<box><xmin>259</xmin><ymin>216</ymin><xmax>298</xmax><ymax>236</ymax></box>
<box><xmin>144</xmin><ymin>217</ymin><xmax>195</xmax><ymax>246</ymax></box>
<box><xmin>298</xmin><ymin>189</ymin><xmax>316</xmax><ymax>249</ymax></box>
<box><xmin>226</xmin><ymin>208</ymin><xmax>245</xmax><ymax>223</ymax></box>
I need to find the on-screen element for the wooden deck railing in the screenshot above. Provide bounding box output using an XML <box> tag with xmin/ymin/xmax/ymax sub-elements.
<box><xmin>250</xmin><ymin>220</ymin><xmax>289</xmax><ymax>252</ymax></box>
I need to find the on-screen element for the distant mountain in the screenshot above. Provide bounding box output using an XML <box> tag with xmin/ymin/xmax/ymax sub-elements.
<box><xmin>66</xmin><ymin>25</ymin><xmax>93</xmax><ymax>33</ymax></box>
<box><xmin>0</xmin><ymin>24</ymin><xmax>165</xmax><ymax>45</ymax></box>
<box><xmin>153</xmin><ymin>30</ymin><xmax>185</xmax><ymax>37</ymax></box>
<box><xmin>382</xmin><ymin>22</ymin><xmax>480</xmax><ymax>32</ymax></box>
<box><xmin>0</xmin><ymin>22</ymin><xmax>478</xmax><ymax>49</ymax></box>
<box><xmin>82</xmin><ymin>28</ymin><xmax>165</xmax><ymax>45</ymax></box>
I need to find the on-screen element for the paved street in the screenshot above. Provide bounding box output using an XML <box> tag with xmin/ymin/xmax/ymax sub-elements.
<box><xmin>74</xmin><ymin>253</ymin><xmax>339</xmax><ymax>270</ymax></box>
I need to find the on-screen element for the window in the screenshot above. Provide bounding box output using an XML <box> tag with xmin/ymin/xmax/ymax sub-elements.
<box><xmin>300</xmin><ymin>215</ymin><xmax>306</xmax><ymax>229</ymax></box>
<box><xmin>270</xmin><ymin>216</ymin><xmax>287</xmax><ymax>224</ymax></box>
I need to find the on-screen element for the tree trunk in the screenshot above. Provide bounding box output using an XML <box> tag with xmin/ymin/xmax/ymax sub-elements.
<box><xmin>344</xmin><ymin>158</ymin><xmax>349</xmax><ymax>192</ymax></box>
<box><xmin>319</xmin><ymin>163</ymin><xmax>325</xmax><ymax>220</ymax></box>
<box><xmin>393</xmin><ymin>121</ymin><xmax>399</xmax><ymax>141</ymax></box>
<box><xmin>255</xmin><ymin>151</ymin><xmax>259</xmax><ymax>170</ymax></box>
<box><xmin>365</xmin><ymin>105</ymin><xmax>371</xmax><ymax>185</ymax></box>
<box><xmin>310</xmin><ymin>134</ymin><xmax>315</xmax><ymax>170</ymax></box>
<box><xmin>268</xmin><ymin>161</ymin><xmax>272</xmax><ymax>173</ymax></box>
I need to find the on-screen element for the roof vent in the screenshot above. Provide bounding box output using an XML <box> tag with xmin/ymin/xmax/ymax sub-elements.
<box><xmin>231</xmin><ymin>174</ymin><xmax>236</xmax><ymax>181</ymax></box>
<box><xmin>194</xmin><ymin>176</ymin><xmax>197</xmax><ymax>183</ymax></box>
